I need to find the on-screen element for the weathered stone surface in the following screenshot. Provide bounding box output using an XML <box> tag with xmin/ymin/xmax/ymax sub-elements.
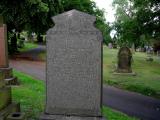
<box><xmin>40</xmin><ymin>114</ymin><xmax>106</xmax><ymax>120</ymax></box>
<box><xmin>45</xmin><ymin>9</ymin><xmax>103</xmax><ymax>117</ymax></box>
<box><xmin>0</xmin><ymin>67</ymin><xmax>19</xmax><ymax>86</ymax></box>
<box><xmin>0</xmin><ymin>68</ymin><xmax>13</xmax><ymax>79</ymax></box>
<box><xmin>117</xmin><ymin>47</ymin><xmax>132</xmax><ymax>73</ymax></box>
<box><xmin>0</xmin><ymin>24</ymin><xmax>8</xmax><ymax>68</ymax></box>
<box><xmin>6</xmin><ymin>112</ymin><xmax>26</xmax><ymax>120</ymax></box>
<box><xmin>5</xmin><ymin>77</ymin><xmax>19</xmax><ymax>86</ymax></box>
<box><xmin>0</xmin><ymin>71</ymin><xmax>5</xmax><ymax>88</ymax></box>
<box><xmin>0</xmin><ymin>87</ymin><xmax>11</xmax><ymax>110</ymax></box>
<box><xmin>0</xmin><ymin>21</ymin><xmax>21</xmax><ymax>120</ymax></box>
<box><xmin>0</xmin><ymin>103</ymin><xmax>20</xmax><ymax>120</ymax></box>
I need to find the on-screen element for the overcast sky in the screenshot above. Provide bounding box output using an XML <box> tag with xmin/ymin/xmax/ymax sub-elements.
<box><xmin>93</xmin><ymin>0</ymin><xmax>115</xmax><ymax>23</ymax></box>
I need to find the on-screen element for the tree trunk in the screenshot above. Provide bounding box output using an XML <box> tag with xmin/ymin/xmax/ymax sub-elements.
<box><xmin>37</xmin><ymin>34</ymin><xmax>43</xmax><ymax>43</ymax></box>
<box><xmin>10</xmin><ymin>33</ymin><xmax>18</xmax><ymax>53</ymax></box>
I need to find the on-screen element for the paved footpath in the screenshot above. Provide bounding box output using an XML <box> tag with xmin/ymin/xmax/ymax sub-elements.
<box><xmin>9</xmin><ymin>46</ymin><xmax>160</xmax><ymax>120</ymax></box>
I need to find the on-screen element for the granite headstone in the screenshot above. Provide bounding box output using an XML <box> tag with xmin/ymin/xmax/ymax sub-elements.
<box><xmin>40</xmin><ymin>10</ymin><xmax>105</xmax><ymax>120</ymax></box>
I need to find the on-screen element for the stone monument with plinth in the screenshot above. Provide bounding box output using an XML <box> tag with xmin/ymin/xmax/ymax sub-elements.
<box><xmin>0</xmin><ymin>70</ymin><xmax>21</xmax><ymax>119</ymax></box>
<box><xmin>0</xmin><ymin>16</ymin><xmax>18</xmax><ymax>85</ymax></box>
<box><xmin>114</xmin><ymin>46</ymin><xmax>136</xmax><ymax>75</ymax></box>
<box><xmin>40</xmin><ymin>10</ymin><xmax>106</xmax><ymax>120</ymax></box>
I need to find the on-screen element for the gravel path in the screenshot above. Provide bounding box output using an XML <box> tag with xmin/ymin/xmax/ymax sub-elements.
<box><xmin>9</xmin><ymin>46</ymin><xmax>160</xmax><ymax>120</ymax></box>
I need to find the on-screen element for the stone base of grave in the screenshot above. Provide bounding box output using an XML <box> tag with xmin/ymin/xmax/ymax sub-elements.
<box><xmin>0</xmin><ymin>87</ymin><xmax>11</xmax><ymax>110</ymax></box>
<box><xmin>0</xmin><ymin>67</ymin><xmax>19</xmax><ymax>85</ymax></box>
<box><xmin>5</xmin><ymin>77</ymin><xmax>18</xmax><ymax>86</ymax></box>
<box><xmin>113</xmin><ymin>72</ymin><xmax>136</xmax><ymax>76</ymax></box>
<box><xmin>0</xmin><ymin>103</ymin><xmax>20</xmax><ymax>120</ymax></box>
<box><xmin>6</xmin><ymin>112</ymin><xmax>26</xmax><ymax>120</ymax></box>
<box><xmin>39</xmin><ymin>114</ymin><xmax>106</xmax><ymax>120</ymax></box>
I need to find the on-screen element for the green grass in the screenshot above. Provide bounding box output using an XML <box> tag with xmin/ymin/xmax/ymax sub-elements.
<box><xmin>19</xmin><ymin>42</ymin><xmax>38</xmax><ymax>52</ymax></box>
<box><xmin>12</xmin><ymin>70</ymin><xmax>137</xmax><ymax>120</ymax></box>
<box><xmin>38</xmin><ymin>51</ymin><xmax>46</xmax><ymax>61</ymax></box>
<box><xmin>12</xmin><ymin>70</ymin><xmax>45</xmax><ymax>119</ymax></box>
<box><xmin>103</xmin><ymin>106</ymin><xmax>138</xmax><ymax>120</ymax></box>
<box><xmin>29</xmin><ymin>45</ymin><xmax>160</xmax><ymax>98</ymax></box>
<box><xmin>103</xmin><ymin>46</ymin><xmax>160</xmax><ymax>99</ymax></box>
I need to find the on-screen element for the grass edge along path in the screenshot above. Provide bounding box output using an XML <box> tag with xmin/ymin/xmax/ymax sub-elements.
<box><xmin>12</xmin><ymin>70</ymin><xmax>138</xmax><ymax>120</ymax></box>
<box><xmin>19</xmin><ymin>42</ymin><xmax>38</xmax><ymax>52</ymax></box>
<box><xmin>103</xmin><ymin>46</ymin><xmax>160</xmax><ymax>99</ymax></box>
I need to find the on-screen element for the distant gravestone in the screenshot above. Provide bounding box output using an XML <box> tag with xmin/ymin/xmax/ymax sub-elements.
<box><xmin>0</xmin><ymin>16</ymin><xmax>18</xmax><ymax>85</ymax></box>
<box><xmin>117</xmin><ymin>47</ymin><xmax>132</xmax><ymax>73</ymax></box>
<box><xmin>146</xmin><ymin>47</ymin><xmax>154</xmax><ymax>62</ymax></box>
<box><xmin>108</xmin><ymin>43</ymin><xmax>113</xmax><ymax>49</ymax></box>
<box><xmin>157</xmin><ymin>51</ymin><xmax>160</xmax><ymax>60</ymax></box>
<box><xmin>40</xmin><ymin>10</ymin><xmax>105</xmax><ymax>120</ymax></box>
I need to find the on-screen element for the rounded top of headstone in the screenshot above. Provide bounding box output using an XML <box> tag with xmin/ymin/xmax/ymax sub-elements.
<box><xmin>52</xmin><ymin>9</ymin><xmax>96</xmax><ymax>24</ymax></box>
<box><xmin>118</xmin><ymin>46</ymin><xmax>132</xmax><ymax>56</ymax></box>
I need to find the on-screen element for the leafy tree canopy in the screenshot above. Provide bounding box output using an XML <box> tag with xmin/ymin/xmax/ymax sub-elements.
<box><xmin>112</xmin><ymin>0</ymin><xmax>160</xmax><ymax>47</ymax></box>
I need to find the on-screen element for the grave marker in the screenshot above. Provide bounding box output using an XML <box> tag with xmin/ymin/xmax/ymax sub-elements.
<box><xmin>40</xmin><ymin>10</ymin><xmax>105</xmax><ymax>120</ymax></box>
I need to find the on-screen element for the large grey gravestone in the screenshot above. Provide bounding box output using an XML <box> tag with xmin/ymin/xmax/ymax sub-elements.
<box><xmin>40</xmin><ymin>10</ymin><xmax>105</xmax><ymax>120</ymax></box>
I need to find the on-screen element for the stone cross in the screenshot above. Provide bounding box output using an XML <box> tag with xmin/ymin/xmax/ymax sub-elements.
<box><xmin>40</xmin><ymin>10</ymin><xmax>105</xmax><ymax>120</ymax></box>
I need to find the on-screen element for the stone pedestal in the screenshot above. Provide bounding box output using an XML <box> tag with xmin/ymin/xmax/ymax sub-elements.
<box><xmin>0</xmin><ymin>67</ymin><xmax>18</xmax><ymax>85</ymax></box>
<box><xmin>0</xmin><ymin>24</ymin><xmax>8</xmax><ymax>68</ymax></box>
<box><xmin>0</xmin><ymin>71</ymin><xmax>20</xmax><ymax>120</ymax></box>
<box><xmin>40</xmin><ymin>114</ymin><xmax>106</xmax><ymax>120</ymax></box>
<box><xmin>0</xmin><ymin>87</ymin><xmax>11</xmax><ymax>110</ymax></box>
<box><xmin>0</xmin><ymin>22</ymin><xmax>18</xmax><ymax>85</ymax></box>
<box><xmin>0</xmin><ymin>103</ymin><xmax>20</xmax><ymax>120</ymax></box>
<box><xmin>6</xmin><ymin>112</ymin><xmax>26</xmax><ymax>120</ymax></box>
<box><xmin>40</xmin><ymin>10</ymin><xmax>106</xmax><ymax>120</ymax></box>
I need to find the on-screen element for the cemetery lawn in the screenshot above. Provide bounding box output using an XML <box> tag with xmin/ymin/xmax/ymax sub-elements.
<box><xmin>12</xmin><ymin>70</ymin><xmax>138</xmax><ymax>120</ymax></box>
<box><xmin>19</xmin><ymin>42</ymin><xmax>38</xmax><ymax>52</ymax></box>
<box><xmin>103</xmin><ymin>46</ymin><xmax>160</xmax><ymax>99</ymax></box>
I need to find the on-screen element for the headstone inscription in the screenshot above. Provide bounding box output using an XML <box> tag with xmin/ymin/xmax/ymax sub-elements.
<box><xmin>40</xmin><ymin>10</ymin><xmax>105</xmax><ymax>120</ymax></box>
<box><xmin>0</xmin><ymin>16</ymin><xmax>18</xmax><ymax>85</ymax></box>
<box><xmin>117</xmin><ymin>47</ymin><xmax>132</xmax><ymax>73</ymax></box>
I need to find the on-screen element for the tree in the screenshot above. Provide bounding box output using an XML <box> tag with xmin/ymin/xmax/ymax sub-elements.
<box><xmin>0</xmin><ymin>0</ymin><xmax>111</xmax><ymax>53</ymax></box>
<box><xmin>112</xmin><ymin>0</ymin><xmax>160</xmax><ymax>48</ymax></box>
<box><xmin>0</xmin><ymin>0</ymin><xmax>50</xmax><ymax>52</ymax></box>
<box><xmin>112</xmin><ymin>0</ymin><xmax>143</xmax><ymax>48</ymax></box>
<box><xmin>133</xmin><ymin>0</ymin><xmax>160</xmax><ymax>39</ymax></box>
